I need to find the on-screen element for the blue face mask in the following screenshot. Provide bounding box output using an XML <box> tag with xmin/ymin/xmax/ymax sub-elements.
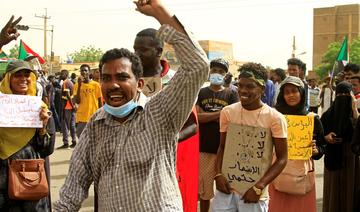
<box><xmin>103</xmin><ymin>99</ymin><xmax>138</xmax><ymax>118</ymax></box>
<box><xmin>209</xmin><ymin>73</ymin><xmax>225</xmax><ymax>85</ymax></box>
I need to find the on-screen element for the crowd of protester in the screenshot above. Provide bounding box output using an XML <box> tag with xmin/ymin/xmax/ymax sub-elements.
<box><xmin>0</xmin><ymin>0</ymin><xmax>359</xmax><ymax>211</ymax></box>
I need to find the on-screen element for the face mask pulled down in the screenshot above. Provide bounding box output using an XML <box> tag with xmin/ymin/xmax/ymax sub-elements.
<box><xmin>209</xmin><ymin>73</ymin><xmax>225</xmax><ymax>85</ymax></box>
<box><xmin>103</xmin><ymin>99</ymin><xmax>138</xmax><ymax>118</ymax></box>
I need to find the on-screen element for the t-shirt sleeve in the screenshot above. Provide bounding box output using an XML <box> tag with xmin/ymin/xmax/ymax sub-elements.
<box><xmin>73</xmin><ymin>83</ymin><xmax>78</xmax><ymax>95</ymax></box>
<box><xmin>220</xmin><ymin>107</ymin><xmax>230</xmax><ymax>132</ymax></box>
<box><xmin>270</xmin><ymin>110</ymin><xmax>287</xmax><ymax>138</ymax></box>
<box><xmin>68</xmin><ymin>81</ymin><xmax>74</xmax><ymax>93</ymax></box>
<box><xmin>196</xmin><ymin>88</ymin><xmax>203</xmax><ymax>106</ymax></box>
<box><xmin>230</xmin><ymin>89</ymin><xmax>239</xmax><ymax>104</ymax></box>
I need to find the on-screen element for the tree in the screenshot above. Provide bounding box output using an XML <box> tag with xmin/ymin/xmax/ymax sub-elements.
<box><xmin>8</xmin><ymin>44</ymin><xmax>19</xmax><ymax>59</ymax></box>
<box><xmin>70</xmin><ymin>45</ymin><xmax>103</xmax><ymax>63</ymax></box>
<box><xmin>315</xmin><ymin>36</ymin><xmax>360</xmax><ymax>79</ymax></box>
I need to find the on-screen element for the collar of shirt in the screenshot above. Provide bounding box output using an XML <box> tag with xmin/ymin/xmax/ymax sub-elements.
<box><xmin>94</xmin><ymin>92</ymin><xmax>149</xmax><ymax>125</ymax></box>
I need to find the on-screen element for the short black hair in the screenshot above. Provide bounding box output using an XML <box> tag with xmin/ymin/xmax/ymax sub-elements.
<box><xmin>238</xmin><ymin>62</ymin><xmax>268</xmax><ymax>82</ymax></box>
<box><xmin>99</xmin><ymin>48</ymin><xmax>143</xmax><ymax>80</ymax></box>
<box><xmin>61</xmin><ymin>69</ymin><xmax>69</xmax><ymax>76</ymax></box>
<box><xmin>70</xmin><ymin>73</ymin><xmax>76</xmax><ymax>79</ymax></box>
<box><xmin>287</xmin><ymin>58</ymin><xmax>303</xmax><ymax>68</ymax></box>
<box><xmin>273</xmin><ymin>68</ymin><xmax>286</xmax><ymax>81</ymax></box>
<box><xmin>300</xmin><ymin>62</ymin><xmax>307</xmax><ymax>75</ymax></box>
<box><xmin>136</xmin><ymin>28</ymin><xmax>164</xmax><ymax>49</ymax></box>
<box><xmin>344</xmin><ymin>63</ymin><xmax>360</xmax><ymax>73</ymax></box>
<box><xmin>48</xmin><ymin>75</ymin><xmax>55</xmax><ymax>81</ymax></box>
<box><xmin>80</xmin><ymin>64</ymin><xmax>90</xmax><ymax>71</ymax></box>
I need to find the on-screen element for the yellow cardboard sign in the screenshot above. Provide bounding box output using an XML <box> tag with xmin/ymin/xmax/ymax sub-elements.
<box><xmin>222</xmin><ymin>124</ymin><xmax>273</xmax><ymax>195</ymax></box>
<box><xmin>285</xmin><ymin>115</ymin><xmax>314</xmax><ymax>160</ymax></box>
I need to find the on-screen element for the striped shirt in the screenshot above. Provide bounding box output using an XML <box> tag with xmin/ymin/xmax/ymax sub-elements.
<box><xmin>53</xmin><ymin>24</ymin><xmax>209</xmax><ymax>211</ymax></box>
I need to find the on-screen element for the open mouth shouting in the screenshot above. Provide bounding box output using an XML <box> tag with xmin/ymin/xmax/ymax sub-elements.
<box><xmin>107</xmin><ymin>92</ymin><xmax>127</xmax><ymax>107</ymax></box>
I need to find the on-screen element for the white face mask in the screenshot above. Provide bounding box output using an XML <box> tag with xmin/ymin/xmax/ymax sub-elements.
<box><xmin>209</xmin><ymin>73</ymin><xmax>225</xmax><ymax>85</ymax></box>
<box><xmin>103</xmin><ymin>99</ymin><xmax>138</xmax><ymax>118</ymax></box>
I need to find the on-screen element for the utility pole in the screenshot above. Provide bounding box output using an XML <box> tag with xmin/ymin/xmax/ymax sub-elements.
<box><xmin>50</xmin><ymin>25</ymin><xmax>54</xmax><ymax>74</ymax></box>
<box><xmin>291</xmin><ymin>36</ymin><xmax>296</xmax><ymax>58</ymax></box>
<box><xmin>35</xmin><ymin>8</ymin><xmax>51</xmax><ymax>61</ymax></box>
<box><xmin>16</xmin><ymin>24</ymin><xmax>55</xmax><ymax>74</ymax></box>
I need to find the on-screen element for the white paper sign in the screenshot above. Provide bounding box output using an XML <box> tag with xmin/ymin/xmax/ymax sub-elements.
<box><xmin>222</xmin><ymin>124</ymin><xmax>273</xmax><ymax>195</ymax></box>
<box><xmin>0</xmin><ymin>94</ymin><xmax>43</xmax><ymax>128</ymax></box>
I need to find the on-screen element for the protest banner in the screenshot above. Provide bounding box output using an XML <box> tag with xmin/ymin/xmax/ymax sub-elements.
<box><xmin>142</xmin><ymin>77</ymin><xmax>162</xmax><ymax>97</ymax></box>
<box><xmin>285</xmin><ymin>115</ymin><xmax>314</xmax><ymax>160</ymax></box>
<box><xmin>222</xmin><ymin>124</ymin><xmax>273</xmax><ymax>195</ymax></box>
<box><xmin>0</xmin><ymin>94</ymin><xmax>43</xmax><ymax>128</ymax></box>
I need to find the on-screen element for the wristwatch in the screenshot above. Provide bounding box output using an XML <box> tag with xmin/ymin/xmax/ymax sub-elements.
<box><xmin>252</xmin><ymin>185</ymin><xmax>263</xmax><ymax>195</ymax></box>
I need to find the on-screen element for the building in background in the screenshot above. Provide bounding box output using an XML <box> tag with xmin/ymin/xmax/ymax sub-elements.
<box><xmin>163</xmin><ymin>40</ymin><xmax>246</xmax><ymax>76</ymax></box>
<box><xmin>313</xmin><ymin>4</ymin><xmax>360</xmax><ymax>69</ymax></box>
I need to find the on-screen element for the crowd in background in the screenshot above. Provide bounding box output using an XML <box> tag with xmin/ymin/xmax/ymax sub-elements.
<box><xmin>0</xmin><ymin>1</ymin><xmax>360</xmax><ymax>211</ymax></box>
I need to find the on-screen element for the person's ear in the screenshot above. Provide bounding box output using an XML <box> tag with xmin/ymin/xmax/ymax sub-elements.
<box><xmin>261</xmin><ymin>86</ymin><xmax>265</xmax><ymax>95</ymax></box>
<box><xmin>137</xmin><ymin>78</ymin><xmax>145</xmax><ymax>91</ymax></box>
<box><xmin>156</xmin><ymin>47</ymin><xmax>163</xmax><ymax>57</ymax></box>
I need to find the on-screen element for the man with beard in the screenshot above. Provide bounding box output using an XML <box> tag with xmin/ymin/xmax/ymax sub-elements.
<box><xmin>53</xmin><ymin>0</ymin><xmax>209</xmax><ymax>211</ymax></box>
<box><xmin>133</xmin><ymin>27</ymin><xmax>175</xmax><ymax>95</ymax></box>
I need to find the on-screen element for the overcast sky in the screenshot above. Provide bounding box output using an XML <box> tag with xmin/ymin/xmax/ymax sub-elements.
<box><xmin>1</xmin><ymin>0</ymin><xmax>358</xmax><ymax>69</ymax></box>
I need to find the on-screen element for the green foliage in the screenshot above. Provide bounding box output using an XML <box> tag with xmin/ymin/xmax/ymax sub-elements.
<box><xmin>8</xmin><ymin>44</ymin><xmax>19</xmax><ymax>59</ymax></box>
<box><xmin>314</xmin><ymin>36</ymin><xmax>360</xmax><ymax>79</ymax></box>
<box><xmin>70</xmin><ymin>45</ymin><xmax>103</xmax><ymax>63</ymax></box>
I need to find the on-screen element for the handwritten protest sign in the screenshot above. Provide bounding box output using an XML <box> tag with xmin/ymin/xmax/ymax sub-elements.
<box><xmin>222</xmin><ymin>124</ymin><xmax>273</xmax><ymax>195</ymax></box>
<box><xmin>142</xmin><ymin>77</ymin><xmax>162</xmax><ymax>97</ymax></box>
<box><xmin>0</xmin><ymin>94</ymin><xmax>43</xmax><ymax>128</ymax></box>
<box><xmin>285</xmin><ymin>115</ymin><xmax>314</xmax><ymax>160</ymax></box>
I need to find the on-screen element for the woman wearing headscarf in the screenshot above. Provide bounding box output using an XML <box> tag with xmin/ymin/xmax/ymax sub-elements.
<box><xmin>269</xmin><ymin>76</ymin><xmax>326</xmax><ymax>212</ymax></box>
<box><xmin>321</xmin><ymin>81</ymin><xmax>360</xmax><ymax>212</ymax></box>
<box><xmin>0</xmin><ymin>60</ymin><xmax>52</xmax><ymax>211</ymax></box>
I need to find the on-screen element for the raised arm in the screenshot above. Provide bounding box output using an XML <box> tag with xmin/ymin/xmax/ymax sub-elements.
<box><xmin>0</xmin><ymin>16</ymin><xmax>21</xmax><ymax>50</ymax></box>
<box><xmin>134</xmin><ymin>0</ymin><xmax>186</xmax><ymax>34</ymax></box>
<box><xmin>135</xmin><ymin>0</ymin><xmax>209</xmax><ymax>132</ymax></box>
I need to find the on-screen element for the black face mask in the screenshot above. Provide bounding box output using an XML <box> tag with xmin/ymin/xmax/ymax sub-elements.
<box><xmin>332</xmin><ymin>95</ymin><xmax>352</xmax><ymax>137</ymax></box>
